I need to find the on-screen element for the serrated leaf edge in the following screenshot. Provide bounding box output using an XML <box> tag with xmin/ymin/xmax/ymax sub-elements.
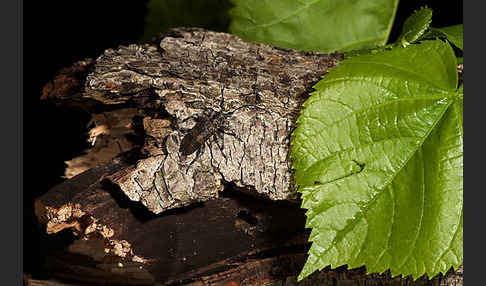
<box><xmin>291</xmin><ymin>41</ymin><xmax>462</xmax><ymax>281</ymax></box>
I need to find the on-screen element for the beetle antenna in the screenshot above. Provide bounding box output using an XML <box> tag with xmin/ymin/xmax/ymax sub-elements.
<box><xmin>219</xmin><ymin>85</ymin><xmax>225</xmax><ymax>112</ymax></box>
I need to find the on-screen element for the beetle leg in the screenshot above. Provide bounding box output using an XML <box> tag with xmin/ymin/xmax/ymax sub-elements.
<box><xmin>212</xmin><ymin>131</ymin><xmax>228</xmax><ymax>162</ymax></box>
<box><xmin>224</xmin><ymin>104</ymin><xmax>265</xmax><ymax>116</ymax></box>
<box><xmin>218</xmin><ymin>127</ymin><xmax>243</xmax><ymax>143</ymax></box>
<box><xmin>185</xmin><ymin>145</ymin><xmax>205</xmax><ymax>174</ymax></box>
<box><xmin>219</xmin><ymin>85</ymin><xmax>226</xmax><ymax>111</ymax></box>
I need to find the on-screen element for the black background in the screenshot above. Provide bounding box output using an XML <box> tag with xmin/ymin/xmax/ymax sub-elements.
<box><xmin>23</xmin><ymin>0</ymin><xmax>462</xmax><ymax>279</ymax></box>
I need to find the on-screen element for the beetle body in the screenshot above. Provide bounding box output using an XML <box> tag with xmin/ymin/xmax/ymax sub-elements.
<box><xmin>179</xmin><ymin>114</ymin><xmax>221</xmax><ymax>156</ymax></box>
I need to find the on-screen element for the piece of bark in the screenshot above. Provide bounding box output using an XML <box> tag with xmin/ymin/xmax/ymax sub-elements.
<box><xmin>41</xmin><ymin>59</ymin><xmax>95</xmax><ymax>102</ymax></box>
<box><xmin>34</xmin><ymin>156</ymin><xmax>462</xmax><ymax>286</ymax></box>
<box><xmin>25</xmin><ymin>278</ymin><xmax>85</xmax><ymax>286</ymax></box>
<box><xmin>64</xmin><ymin>108</ymin><xmax>138</xmax><ymax>178</ymax></box>
<box><xmin>79</xmin><ymin>27</ymin><xmax>343</xmax><ymax>214</ymax></box>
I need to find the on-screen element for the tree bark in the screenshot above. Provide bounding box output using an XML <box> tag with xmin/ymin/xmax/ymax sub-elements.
<box><xmin>56</xmin><ymin>27</ymin><xmax>342</xmax><ymax>214</ymax></box>
<box><xmin>34</xmin><ymin>28</ymin><xmax>463</xmax><ymax>285</ymax></box>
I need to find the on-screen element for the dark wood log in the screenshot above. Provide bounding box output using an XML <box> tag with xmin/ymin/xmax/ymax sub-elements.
<box><xmin>35</xmin><ymin>154</ymin><xmax>306</xmax><ymax>285</ymax></box>
<box><xmin>34</xmin><ymin>155</ymin><xmax>462</xmax><ymax>285</ymax></box>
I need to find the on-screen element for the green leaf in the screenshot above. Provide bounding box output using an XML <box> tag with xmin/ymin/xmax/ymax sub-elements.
<box><xmin>422</xmin><ymin>25</ymin><xmax>463</xmax><ymax>50</ymax></box>
<box><xmin>291</xmin><ymin>40</ymin><xmax>463</xmax><ymax>281</ymax></box>
<box><xmin>343</xmin><ymin>44</ymin><xmax>393</xmax><ymax>59</ymax></box>
<box><xmin>229</xmin><ymin>0</ymin><xmax>399</xmax><ymax>53</ymax></box>
<box><xmin>140</xmin><ymin>0</ymin><xmax>232</xmax><ymax>42</ymax></box>
<box><xmin>398</xmin><ymin>7</ymin><xmax>433</xmax><ymax>47</ymax></box>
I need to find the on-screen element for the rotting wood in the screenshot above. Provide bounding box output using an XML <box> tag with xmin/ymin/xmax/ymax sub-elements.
<box><xmin>34</xmin><ymin>156</ymin><xmax>462</xmax><ymax>286</ymax></box>
<box><xmin>60</xmin><ymin>108</ymin><xmax>137</xmax><ymax>178</ymax></box>
<box><xmin>34</xmin><ymin>156</ymin><xmax>308</xmax><ymax>285</ymax></box>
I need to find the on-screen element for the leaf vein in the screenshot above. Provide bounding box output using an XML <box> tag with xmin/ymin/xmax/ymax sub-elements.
<box><xmin>239</xmin><ymin>0</ymin><xmax>320</xmax><ymax>32</ymax></box>
<box><xmin>337</xmin><ymin>61</ymin><xmax>453</xmax><ymax>90</ymax></box>
<box><xmin>308</xmin><ymin>94</ymin><xmax>445</xmax><ymax>131</ymax></box>
<box><xmin>374</xmin><ymin>187</ymin><xmax>395</xmax><ymax>269</ymax></box>
<box><xmin>397</xmin><ymin>150</ymin><xmax>425</xmax><ymax>270</ymax></box>
<box><xmin>433</xmin><ymin>205</ymin><xmax>463</xmax><ymax>273</ymax></box>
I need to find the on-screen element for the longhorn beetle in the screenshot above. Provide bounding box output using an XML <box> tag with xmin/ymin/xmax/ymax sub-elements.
<box><xmin>178</xmin><ymin>86</ymin><xmax>253</xmax><ymax>168</ymax></box>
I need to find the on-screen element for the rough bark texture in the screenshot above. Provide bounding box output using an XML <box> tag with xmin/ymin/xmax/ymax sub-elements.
<box><xmin>80</xmin><ymin>27</ymin><xmax>343</xmax><ymax>214</ymax></box>
<box><xmin>34</xmin><ymin>28</ymin><xmax>463</xmax><ymax>285</ymax></box>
